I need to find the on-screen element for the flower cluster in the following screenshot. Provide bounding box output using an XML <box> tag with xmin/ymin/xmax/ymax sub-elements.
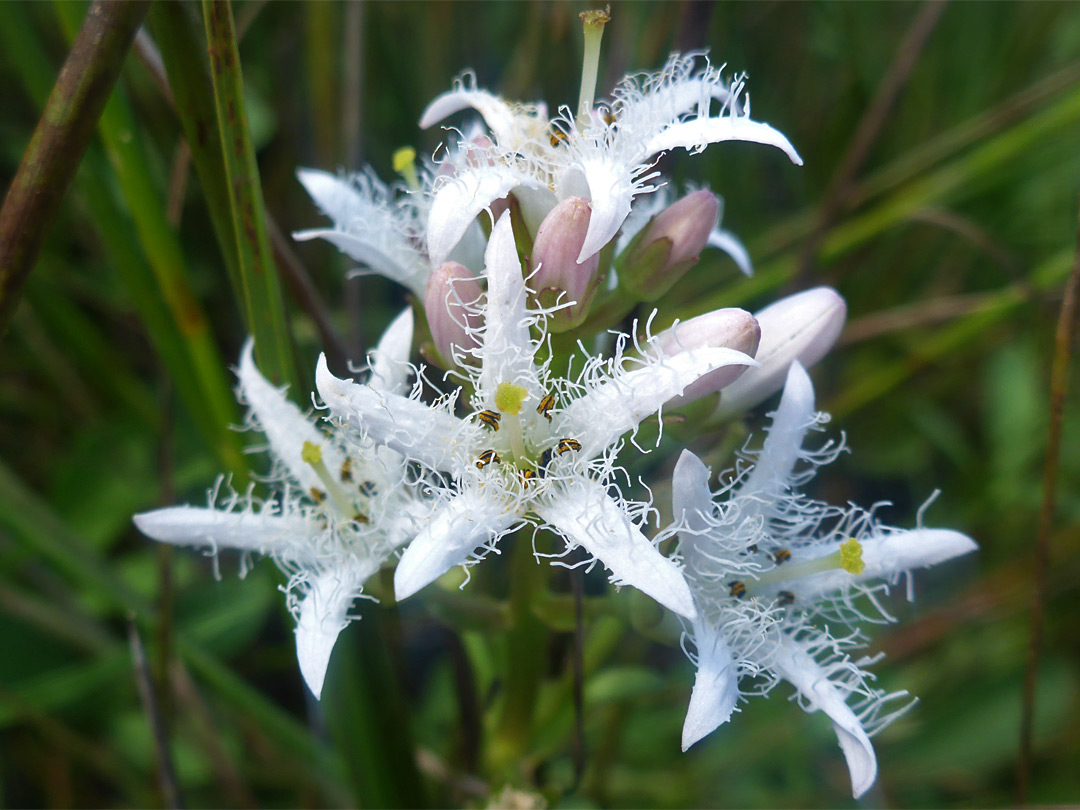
<box><xmin>133</xmin><ymin>36</ymin><xmax>976</xmax><ymax>798</ymax></box>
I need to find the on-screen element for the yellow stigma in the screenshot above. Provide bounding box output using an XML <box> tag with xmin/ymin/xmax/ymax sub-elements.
<box><xmin>392</xmin><ymin>146</ymin><xmax>420</xmax><ymax>189</ymax></box>
<box><xmin>840</xmin><ymin>538</ymin><xmax>865</xmax><ymax>575</ymax></box>
<box><xmin>301</xmin><ymin>441</ymin><xmax>323</xmax><ymax>466</ymax></box>
<box><xmin>495</xmin><ymin>382</ymin><xmax>528</xmax><ymax>415</ymax></box>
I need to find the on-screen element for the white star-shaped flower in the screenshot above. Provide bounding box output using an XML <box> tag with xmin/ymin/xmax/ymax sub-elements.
<box><xmin>315</xmin><ymin>212</ymin><xmax>758</xmax><ymax>618</ymax></box>
<box><xmin>420</xmin><ymin>52</ymin><xmax>803</xmax><ymax>268</ymax></box>
<box><xmin>671</xmin><ymin>362</ymin><xmax>977</xmax><ymax>797</ymax></box>
<box><xmin>133</xmin><ymin>310</ymin><xmax>428</xmax><ymax>698</ymax></box>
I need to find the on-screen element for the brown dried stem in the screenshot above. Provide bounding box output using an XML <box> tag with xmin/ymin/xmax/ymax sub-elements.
<box><xmin>0</xmin><ymin>0</ymin><xmax>149</xmax><ymax>337</ymax></box>
<box><xmin>1016</xmin><ymin>194</ymin><xmax>1080</xmax><ymax>803</ymax></box>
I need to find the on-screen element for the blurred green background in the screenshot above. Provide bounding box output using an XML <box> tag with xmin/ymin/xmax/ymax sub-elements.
<box><xmin>1</xmin><ymin>1</ymin><xmax>1078</xmax><ymax>807</ymax></box>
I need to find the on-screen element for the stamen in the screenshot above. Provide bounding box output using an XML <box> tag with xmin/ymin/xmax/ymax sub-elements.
<box><xmin>392</xmin><ymin>146</ymin><xmax>420</xmax><ymax>190</ymax></box>
<box><xmin>577</xmin><ymin>7</ymin><xmax>611</xmax><ymax>120</ymax></box>
<box><xmin>537</xmin><ymin>392</ymin><xmax>556</xmax><ymax>421</ymax></box>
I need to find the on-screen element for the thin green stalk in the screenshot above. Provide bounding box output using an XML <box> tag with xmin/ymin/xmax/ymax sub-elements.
<box><xmin>0</xmin><ymin>0</ymin><xmax>148</xmax><ymax>337</ymax></box>
<box><xmin>145</xmin><ymin>1</ymin><xmax>242</xmax><ymax>303</ymax></box>
<box><xmin>490</xmin><ymin>533</ymin><xmax>549</xmax><ymax>780</ymax></box>
<box><xmin>203</xmin><ymin>0</ymin><xmax>298</xmax><ymax>389</ymax></box>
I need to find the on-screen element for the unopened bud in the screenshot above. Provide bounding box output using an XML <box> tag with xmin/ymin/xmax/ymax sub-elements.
<box><xmin>529</xmin><ymin>196</ymin><xmax>603</xmax><ymax>331</ymax></box>
<box><xmin>716</xmin><ymin>287</ymin><xmax>846</xmax><ymax>419</ymax></box>
<box><xmin>424</xmin><ymin>262</ymin><xmax>483</xmax><ymax>366</ymax></box>
<box><xmin>654</xmin><ymin>308</ymin><xmax>761</xmax><ymax>408</ymax></box>
<box><xmin>617</xmin><ymin>190</ymin><xmax>719</xmax><ymax>301</ymax></box>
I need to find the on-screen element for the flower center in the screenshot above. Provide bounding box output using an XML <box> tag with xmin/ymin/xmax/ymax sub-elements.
<box><xmin>474</xmin><ymin>387</ymin><xmax>584</xmax><ymax>485</ymax></box>
<box><xmin>301</xmin><ymin>441</ymin><xmax>368</xmax><ymax>522</ymax></box>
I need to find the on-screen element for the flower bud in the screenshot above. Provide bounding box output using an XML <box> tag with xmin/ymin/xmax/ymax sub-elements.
<box><xmin>424</xmin><ymin>262</ymin><xmax>483</xmax><ymax>366</ymax></box>
<box><xmin>715</xmin><ymin>287</ymin><xmax>846</xmax><ymax>419</ymax></box>
<box><xmin>654</xmin><ymin>308</ymin><xmax>761</xmax><ymax>408</ymax></box>
<box><xmin>529</xmin><ymin>196</ymin><xmax>603</xmax><ymax>331</ymax></box>
<box><xmin>617</xmin><ymin>190</ymin><xmax>719</xmax><ymax>301</ymax></box>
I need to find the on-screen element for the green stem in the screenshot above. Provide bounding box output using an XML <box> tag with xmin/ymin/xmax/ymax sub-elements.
<box><xmin>202</xmin><ymin>0</ymin><xmax>298</xmax><ymax>390</ymax></box>
<box><xmin>490</xmin><ymin>532</ymin><xmax>548</xmax><ymax>780</ymax></box>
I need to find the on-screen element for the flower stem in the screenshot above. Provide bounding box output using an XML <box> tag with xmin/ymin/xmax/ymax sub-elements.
<box><xmin>490</xmin><ymin>532</ymin><xmax>547</xmax><ymax>780</ymax></box>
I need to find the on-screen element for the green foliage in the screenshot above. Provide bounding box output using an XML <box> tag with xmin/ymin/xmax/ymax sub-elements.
<box><xmin>1</xmin><ymin>2</ymin><xmax>1078</xmax><ymax>808</ymax></box>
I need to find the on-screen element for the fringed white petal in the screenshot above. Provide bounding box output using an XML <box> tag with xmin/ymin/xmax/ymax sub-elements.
<box><xmin>535</xmin><ymin>480</ymin><xmax>696</xmax><ymax>619</ymax></box>
<box><xmin>645</xmin><ymin>116</ymin><xmax>804</xmax><ymax>166</ymax></box>
<box><xmin>294</xmin><ymin>168</ymin><xmax>429</xmax><ymax>297</ymax></box>
<box><xmin>736</xmin><ymin>361</ymin><xmax>815</xmax><ymax>505</ymax></box>
<box><xmin>292</xmin><ymin>229</ymin><xmax>429</xmax><ymax>299</ymax></box>
<box><xmin>419</xmin><ymin>87</ymin><xmax>521</xmax><ymax>147</ymax></box>
<box><xmin>672</xmin><ymin>449</ymin><xmax>715</xmax><ymax>566</ymax></box>
<box><xmin>427</xmin><ymin>166</ymin><xmax>537</xmax><ymax>267</ymax></box>
<box><xmin>238</xmin><ymin>339</ymin><xmax>343</xmax><ymax>494</ymax></box>
<box><xmin>772</xmin><ymin>636</ymin><xmax>877</xmax><ymax>799</ymax></box>
<box><xmin>394</xmin><ymin>487</ymin><xmax>520</xmax><ymax>601</ymax></box>
<box><xmin>682</xmin><ymin>620</ymin><xmax>739</xmax><ymax>750</ymax></box>
<box><xmin>560</xmin><ymin>347</ymin><xmax>756</xmax><ymax>459</ymax></box>
<box><xmin>779</xmin><ymin>529</ymin><xmax>979</xmax><ymax>604</ymax></box>
<box><xmin>316</xmin><ymin>354</ymin><xmax>469</xmax><ymax>472</ymax></box>
<box><xmin>619</xmin><ymin>74</ymin><xmax>735</xmax><ymax>135</ymax></box>
<box><xmin>369</xmin><ymin>307</ymin><xmax>414</xmax><ymax>395</ymax></box>
<box><xmin>296</xmin><ymin>168</ymin><xmax>357</xmax><ymax>221</ymax></box>
<box><xmin>707</xmin><ymin>227</ymin><xmax>753</xmax><ymax>276</ymax></box>
<box><xmin>133</xmin><ymin>506</ymin><xmax>316</xmax><ymax>562</ymax></box>
<box><xmin>296</xmin><ymin>561</ymin><xmax>378</xmax><ymax>699</ymax></box>
<box><xmin>576</xmin><ymin>155</ymin><xmax>635</xmax><ymax>263</ymax></box>
<box><xmin>478</xmin><ymin>213</ymin><xmax>539</xmax><ymax>398</ymax></box>
<box><xmin>447</xmin><ymin>219</ymin><xmax>488</xmax><ymax>274</ymax></box>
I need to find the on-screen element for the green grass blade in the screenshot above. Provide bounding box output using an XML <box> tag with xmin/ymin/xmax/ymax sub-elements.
<box><xmin>52</xmin><ymin>0</ymin><xmax>248</xmax><ymax>479</ymax></box>
<box><xmin>202</xmin><ymin>0</ymin><xmax>298</xmax><ymax>389</ymax></box>
<box><xmin>145</xmin><ymin>2</ymin><xmax>242</xmax><ymax>302</ymax></box>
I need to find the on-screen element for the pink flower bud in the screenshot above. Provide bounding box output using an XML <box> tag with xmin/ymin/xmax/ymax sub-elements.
<box><xmin>654</xmin><ymin>308</ymin><xmax>761</xmax><ymax>408</ymax></box>
<box><xmin>424</xmin><ymin>262</ymin><xmax>483</xmax><ymax>365</ymax></box>
<box><xmin>716</xmin><ymin>287</ymin><xmax>847</xmax><ymax>418</ymax></box>
<box><xmin>529</xmin><ymin>196</ymin><xmax>603</xmax><ymax>331</ymax></box>
<box><xmin>618</xmin><ymin>190</ymin><xmax>719</xmax><ymax>301</ymax></box>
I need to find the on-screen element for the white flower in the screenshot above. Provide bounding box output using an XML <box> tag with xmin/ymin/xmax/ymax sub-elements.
<box><xmin>133</xmin><ymin>310</ymin><xmax>428</xmax><ymax>699</ymax></box>
<box><xmin>315</xmin><ymin>212</ymin><xmax>758</xmax><ymax>618</ymax></box>
<box><xmin>671</xmin><ymin>362</ymin><xmax>977</xmax><ymax>798</ymax></box>
<box><xmin>292</xmin><ymin>164</ymin><xmax>487</xmax><ymax>297</ymax></box>
<box><xmin>420</xmin><ymin>53</ymin><xmax>802</xmax><ymax>268</ymax></box>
